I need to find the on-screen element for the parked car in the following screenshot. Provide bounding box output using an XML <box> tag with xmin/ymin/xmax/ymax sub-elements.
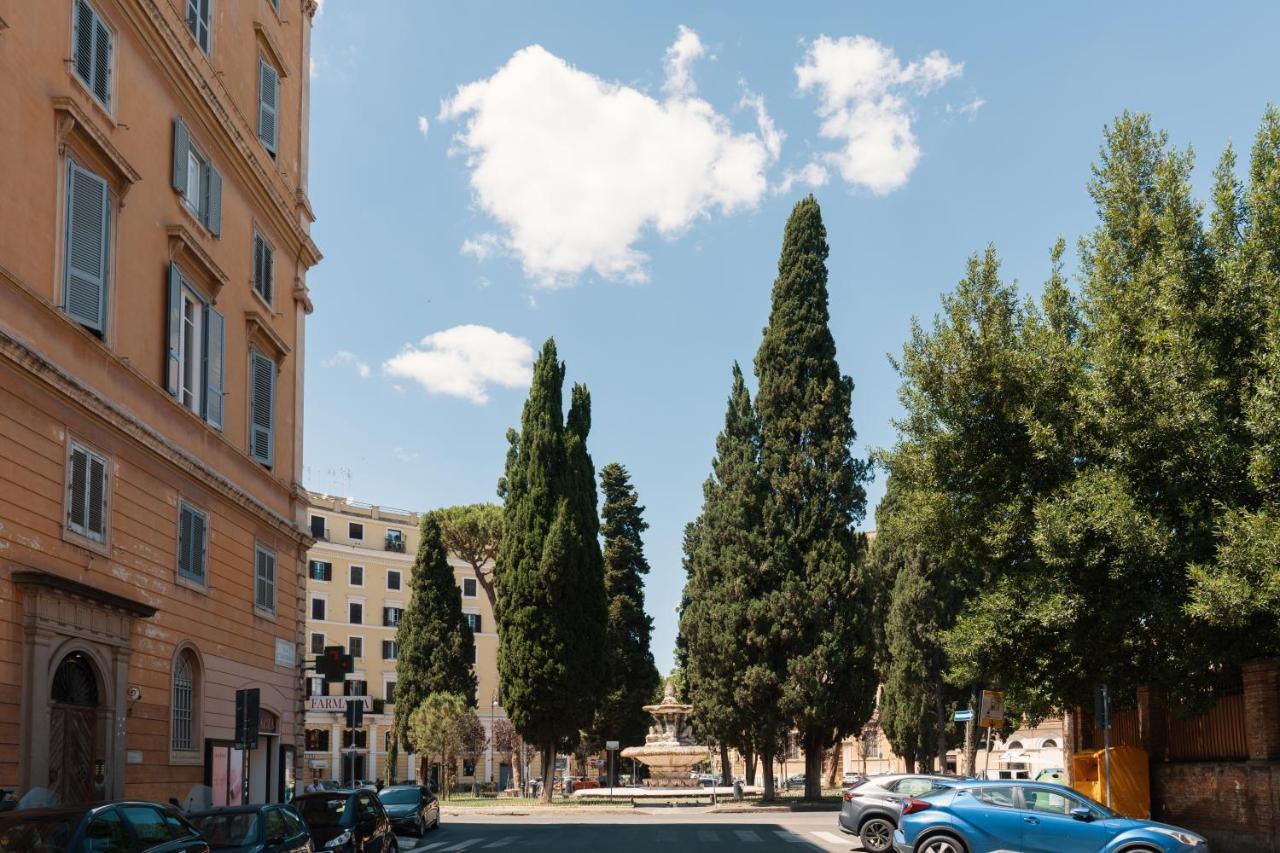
<box><xmin>0</xmin><ymin>802</ymin><xmax>209</xmax><ymax>853</ymax></box>
<box><xmin>892</xmin><ymin>780</ymin><xmax>1208</xmax><ymax>853</ymax></box>
<box><xmin>841</xmin><ymin>772</ymin><xmax>866</xmax><ymax>788</ymax></box>
<box><xmin>188</xmin><ymin>804</ymin><xmax>311</xmax><ymax>853</ymax></box>
<box><xmin>785</xmin><ymin>773</ymin><xmax>806</xmax><ymax>787</ymax></box>
<box><xmin>290</xmin><ymin>790</ymin><xmax>395</xmax><ymax>853</ymax></box>
<box><xmin>375</xmin><ymin>785</ymin><xmax>439</xmax><ymax>837</ymax></box>
<box><xmin>838</xmin><ymin>774</ymin><xmax>963</xmax><ymax>853</ymax></box>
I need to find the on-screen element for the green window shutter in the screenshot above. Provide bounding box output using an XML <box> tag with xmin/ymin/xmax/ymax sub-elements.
<box><xmin>87</xmin><ymin>452</ymin><xmax>107</xmax><ymax>539</ymax></box>
<box><xmin>249</xmin><ymin>352</ymin><xmax>276</xmax><ymax>466</ymax></box>
<box><xmin>258</xmin><ymin>58</ymin><xmax>278</xmax><ymax>153</ymax></box>
<box><xmin>204</xmin><ymin>306</ymin><xmax>225</xmax><ymax>430</ymax></box>
<box><xmin>205</xmin><ymin>164</ymin><xmax>222</xmax><ymax>236</ymax></box>
<box><xmin>73</xmin><ymin>1</ymin><xmax>111</xmax><ymax>107</ymax></box>
<box><xmin>256</xmin><ymin>546</ymin><xmax>276</xmax><ymax>610</ymax></box>
<box><xmin>92</xmin><ymin>14</ymin><xmax>112</xmax><ymax>106</ymax></box>
<box><xmin>64</xmin><ymin>161</ymin><xmax>110</xmax><ymax>332</ymax></box>
<box><xmin>172</xmin><ymin>118</ymin><xmax>190</xmax><ymax>194</ymax></box>
<box><xmin>73</xmin><ymin>1</ymin><xmax>94</xmax><ymax>86</ymax></box>
<box><xmin>179</xmin><ymin>503</ymin><xmax>207</xmax><ymax>583</ymax></box>
<box><xmin>165</xmin><ymin>263</ymin><xmax>182</xmax><ymax>397</ymax></box>
<box><xmin>253</xmin><ymin>233</ymin><xmax>273</xmax><ymax>303</ymax></box>
<box><xmin>67</xmin><ymin>446</ymin><xmax>89</xmax><ymax>533</ymax></box>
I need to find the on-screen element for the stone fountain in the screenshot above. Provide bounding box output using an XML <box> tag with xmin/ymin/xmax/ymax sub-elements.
<box><xmin>621</xmin><ymin>681</ymin><xmax>711</xmax><ymax>788</ymax></box>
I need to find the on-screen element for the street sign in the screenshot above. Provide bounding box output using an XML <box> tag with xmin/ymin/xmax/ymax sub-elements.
<box><xmin>979</xmin><ymin>689</ymin><xmax>1005</xmax><ymax>728</ymax></box>
<box><xmin>605</xmin><ymin>740</ymin><xmax>620</xmax><ymax>750</ymax></box>
<box><xmin>310</xmin><ymin>695</ymin><xmax>372</xmax><ymax>713</ymax></box>
<box><xmin>953</xmin><ymin>709</ymin><xmax>974</xmax><ymax>722</ymax></box>
<box><xmin>235</xmin><ymin>688</ymin><xmax>260</xmax><ymax>749</ymax></box>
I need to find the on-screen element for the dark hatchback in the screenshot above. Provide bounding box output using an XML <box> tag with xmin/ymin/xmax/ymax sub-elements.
<box><xmin>0</xmin><ymin>801</ymin><xmax>209</xmax><ymax>853</ymax></box>
<box><xmin>289</xmin><ymin>792</ymin><xmax>394</xmax><ymax>853</ymax></box>
<box><xmin>188</xmin><ymin>805</ymin><xmax>311</xmax><ymax>853</ymax></box>
<box><xmin>374</xmin><ymin>786</ymin><xmax>438</xmax><ymax>837</ymax></box>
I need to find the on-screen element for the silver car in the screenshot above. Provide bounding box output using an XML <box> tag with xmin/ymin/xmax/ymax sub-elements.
<box><xmin>837</xmin><ymin>773</ymin><xmax>961</xmax><ymax>853</ymax></box>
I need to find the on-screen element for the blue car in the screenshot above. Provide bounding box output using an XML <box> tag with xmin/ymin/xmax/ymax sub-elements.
<box><xmin>892</xmin><ymin>780</ymin><xmax>1208</xmax><ymax>853</ymax></box>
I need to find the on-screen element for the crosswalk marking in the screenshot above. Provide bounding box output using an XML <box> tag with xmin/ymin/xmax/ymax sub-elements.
<box><xmin>734</xmin><ymin>829</ymin><xmax>763</xmax><ymax>842</ymax></box>
<box><xmin>774</xmin><ymin>830</ymin><xmax>806</xmax><ymax>843</ymax></box>
<box><xmin>813</xmin><ymin>831</ymin><xmax>849</xmax><ymax>845</ymax></box>
<box><xmin>417</xmin><ymin>843</ymin><xmax>449</xmax><ymax>851</ymax></box>
<box><xmin>482</xmin><ymin>837</ymin><xmax>518</xmax><ymax>849</ymax></box>
<box><xmin>697</xmin><ymin>830</ymin><xmax>719</xmax><ymax>842</ymax></box>
<box><xmin>441</xmin><ymin>841</ymin><xmax>482</xmax><ymax>852</ymax></box>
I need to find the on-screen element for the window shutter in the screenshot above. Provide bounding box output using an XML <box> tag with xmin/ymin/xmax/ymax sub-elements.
<box><xmin>254</xmin><ymin>234</ymin><xmax>274</xmax><ymax>303</ymax></box>
<box><xmin>256</xmin><ymin>547</ymin><xmax>276</xmax><ymax>610</ymax></box>
<box><xmin>258</xmin><ymin>58</ymin><xmax>278</xmax><ymax>152</ymax></box>
<box><xmin>87</xmin><ymin>452</ymin><xmax>107</xmax><ymax>539</ymax></box>
<box><xmin>178</xmin><ymin>505</ymin><xmax>193</xmax><ymax>575</ymax></box>
<box><xmin>68</xmin><ymin>446</ymin><xmax>89</xmax><ymax>532</ymax></box>
<box><xmin>165</xmin><ymin>263</ymin><xmax>182</xmax><ymax>397</ymax></box>
<box><xmin>64</xmin><ymin>162</ymin><xmax>109</xmax><ymax>332</ymax></box>
<box><xmin>249</xmin><ymin>352</ymin><xmax>275</xmax><ymax>465</ymax></box>
<box><xmin>92</xmin><ymin>15</ymin><xmax>112</xmax><ymax>106</ymax></box>
<box><xmin>203</xmin><ymin>306</ymin><xmax>224</xmax><ymax>429</ymax></box>
<box><xmin>172</xmin><ymin>118</ymin><xmax>191</xmax><ymax>194</ymax></box>
<box><xmin>191</xmin><ymin>509</ymin><xmax>206</xmax><ymax>580</ymax></box>
<box><xmin>74</xmin><ymin>1</ymin><xmax>94</xmax><ymax>85</ymax></box>
<box><xmin>205</xmin><ymin>164</ymin><xmax>222</xmax><ymax>236</ymax></box>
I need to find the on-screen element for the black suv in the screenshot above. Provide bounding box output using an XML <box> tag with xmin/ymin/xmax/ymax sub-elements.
<box><xmin>188</xmin><ymin>804</ymin><xmax>312</xmax><ymax>853</ymax></box>
<box><xmin>0</xmin><ymin>801</ymin><xmax>209</xmax><ymax>853</ymax></box>
<box><xmin>290</xmin><ymin>791</ymin><xmax>394</xmax><ymax>853</ymax></box>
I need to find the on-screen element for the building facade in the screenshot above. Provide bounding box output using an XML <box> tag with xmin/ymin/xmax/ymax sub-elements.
<box><xmin>302</xmin><ymin>494</ymin><xmax>507</xmax><ymax>790</ymax></box>
<box><xmin>0</xmin><ymin>0</ymin><xmax>319</xmax><ymax>807</ymax></box>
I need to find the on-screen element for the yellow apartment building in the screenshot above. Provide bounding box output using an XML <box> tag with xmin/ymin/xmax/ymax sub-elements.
<box><xmin>0</xmin><ymin>0</ymin><xmax>320</xmax><ymax>806</ymax></box>
<box><xmin>301</xmin><ymin>493</ymin><xmax>507</xmax><ymax>789</ymax></box>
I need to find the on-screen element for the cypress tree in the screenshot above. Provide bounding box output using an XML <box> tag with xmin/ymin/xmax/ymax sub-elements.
<box><xmin>591</xmin><ymin>463</ymin><xmax>661</xmax><ymax>761</ymax></box>
<box><xmin>753</xmin><ymin>196</ymin><xmax>875</xmax><ymax>800</ymax></box>
<box><xmin>394</xmin><ymin>516</ymin><xmax>478</xmax><ymax>755</ymax></box>
<box><xmin>496</xmin><ymin>339</ymin><xmax>606</xmax><ymax>802</ymax></box>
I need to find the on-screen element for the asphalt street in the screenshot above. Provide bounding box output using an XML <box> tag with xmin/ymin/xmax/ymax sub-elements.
<box><xmin>394</xmin><ymin>810</ymin><xmax>865</xmax><ymax>852</ymax></box>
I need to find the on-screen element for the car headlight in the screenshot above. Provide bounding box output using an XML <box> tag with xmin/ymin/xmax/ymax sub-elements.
<box><xmin>323</xmin><ymin>830</ymin><xmax>352</xmax><ymax>849</ymax></box>
<box><xmin>1149</xmin><ymin>826</ymin><xmax>1205</xmax><ymax>846</ymax></box>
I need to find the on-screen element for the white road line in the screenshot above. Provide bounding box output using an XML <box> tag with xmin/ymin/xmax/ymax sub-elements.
<box><xmin>441</xmin><ymin>841</ymin><xmax>482</xmax><ymax>852</ymax></box>
<box><xmin>697</xmin><ymin>830</ymin><xmax>719</xmax><ymax>842</ymax></box>
<box><xmin>482</xmin><ymin>837</ymin><xmax>518</xmax><ymax>849</ymax></box>
<box><xmin>813</xmin><ymin>831</ymin><xmax>849</xmax><ymax>845</ymax></box>
<box><xmin>417</xmin><ymin>843</ymin><xmax>448</xmax><ymax>852</ymax></box>
<box><xmin>734</xmin><ymin>829</ymin><xmax>763</xmax><ymax>842</ymax></box>
<box><xmin>774</xmin><ymin>830</ymin><xmax>806</xmax><ymax>843</ymax></box>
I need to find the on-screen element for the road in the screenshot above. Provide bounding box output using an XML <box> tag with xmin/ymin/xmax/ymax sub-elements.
<box><xmin>393</xmin><ymin>809</ymin><xmax>864</xmax><ymax>852</ymax></box>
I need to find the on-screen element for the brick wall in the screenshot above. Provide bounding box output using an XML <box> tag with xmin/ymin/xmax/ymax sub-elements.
<box><xmin>1153</xmin><ymin>762</ymin><xmax>1280</xmax><ymax>853</ymax></box>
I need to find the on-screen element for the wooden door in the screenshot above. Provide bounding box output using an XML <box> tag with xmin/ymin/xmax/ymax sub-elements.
<box><xmin>49</xmin><ymin>704</ymin><xmax>96</xmax><ymax>804</ymax></box>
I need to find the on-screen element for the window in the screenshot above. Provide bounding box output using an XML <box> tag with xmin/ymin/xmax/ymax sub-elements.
<box><xmin>172</xmin><ymin>650</ymin><xmax>197</xmax><ymax>751</ymax></box>
<box><xmin>383</xmin><ymin>607</ymin><xmax>403</xmax><ymax>627</ymax></box>
<box><xmin>171</xmin><ymin>119</ymin><xmax>223</xmax><ymax>235</ymax></box>
<box><xmin>348</xmin><ymin>602</ymin><xmax>363</xmax><ymax>624</ymax></box>
<box><xmin>348</xmin><ymin>636</ymin><xmax>363</xmax><ymax>659</ymax></box>
<box><xmin>862</xmin><ymin>730</ymin><xmax>881</xmax><ymax>759</ymax></box>
<box><xmin>343</xmin><ymin>679</ymin><xmax>367</xmax><ymax>697</ymax></box>
<box><xmin>63</xmin><ymin>160</ymin><xmax>110</xmax><ymax>333</ymax></box>
<box><xmin>972</xmin><ymin>786</ymin><xmax>1018</xmax><ymax>808</ymax></box>
<box><xmin>305</xmin><ymin>729</ymin><xmax>330</xmax><ymax>752</ymax></box>
<box><xmin>387</xmin><ymin>570</ymin><xmax>401</xmax><ymax>591</ymax></box>
<box><xmin>1023</xmin><ymin>788</ymin><xmax>1080</xmax><ymax>816</ymax></box>
<box><xmin>349</xmin><ymin>565</ymin><xmax>364</xmax><ymax>586</ymax></box>
<box><xmin>348</xmin><ymin>522</ymin><xmax>364</xmax><ymax>540</ymax></box>
<box><xmin>462</xmin><ymin>760</ymin><xmax>475</xmax><ymax>778</ymax></box>
<box><xmin>463</xmin><ymin>613</ymin><xmax>481</xmax><ymax>633</ymax></box>
<box><xmin>310</xmin><ymin>514</ymin><xmax>326</xmax><ymax>538</ymax></box>
<box><xmin>1041</xmin><ymin>739</ymin><xmax>1058</xmax><ymax>749</ymax></box>
<box><xmin>255</xmin><ymin>545</ymin><xmax>276</xmax><ymax>612</ymax></box>
<box><xmin>66</xmin><ymin>441</ymin><xmax>109</xmax><ymax>543</ymax></box>
<box><xmin>258</xmin><ymin>56</ymin><xmax>279</xmax><ymax>154</ymax></box>
<box><xmin>895</xmin><ymin>778</ymin><xmax>940</xmax><ymax>796</ymax></box>
<box><xmin>177</xmin><ymin>502</ymin><xmax>208</xmax><ymax>584</ymax></box>
<box><xmin>310</xmin><ymin>633</ymin><xmax>324</xmax><ymax>654</ymax></box>
<box><xmin>309</xmin><ymin>560</ymin><xmax>332</xmax><ymax>582</ymax></box>
<box><xmin>384</xmin><ymin>681</ymin><xmax>396</xmax><ymax>704</ymax></box>
<box><xmin>342</xmin><ymin>729</ymin><xmax>368</xmax><ymax>749</ymax></box>
<box><xmin>72</xmin><ymin>0</ymin><xmax>113</xmax><ymax>108</ymax></box>
<box><xmin>248</xmin><ymin>351</ymin><xmax>276</xmax><ymax>466</ymax></box>
<box><xmin>381</xmin><ymin>640</ymin><xmax>397</xmax><ymax>661</ymax></box>
<box><xmin>119</xmin><ymin>806</ymin><xmax>170</xmax><ymax>846</ymax></box>
<box><xmin>185</xmin><ymin>0</ymin><xmax>211</xmax><ymax>53</ymax></box>
<box><xmin>385</xmin><ymin>529</ymin><xmax>404</xmax><ymax>552</ymax></box>
<box><xmin>306</xmin><ymin>676</ymin><xmax>325</xmax><ymax>698</ymax></box>
<box><xmin>262</xmin><ymin>810</ymin><xmax>286</xmax><ymax>844</ymax></box>
<box><xmin>1006</xmin><ymin>741</ymin><xmax>1023</xmax><ymax>750</ymax></box>
<box><xmin>462</xmin><ymin>578</ymin><xmax>477</xmax><ymax>598</ymax></box>
<box><xmin>253</xmin><ymin>231</ymin><xmax>274</xmax><ymax>304</ymax></box>
<box><xmin>311</xmin><ymin>597</ymin><xmax>326</xmax><ymax>620</ymax></box>
<box><xmin>166</xmin><ymin>265</ymin><xmax>224</xmax><ymax>428</ymax></box>
<box><xmin>85</xmin><ymin>809</ymin><xmax>128</xmax><ymax>853</ymax></box>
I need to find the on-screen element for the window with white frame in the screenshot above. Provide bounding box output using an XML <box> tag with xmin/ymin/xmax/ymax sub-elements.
<box><xmin>172</xmin><ymin>649</ymin><xmax>197</xmax><ymax>751</ymax></box>
<box><xmin>462</xmin><ymin>578</ymin><xmax>477</xmax><ymax>598</ymax></box>
<box><xmin>387</xmin><ymin>570</ymin><xmax>401</xmax><ymax>591</ymax></box>
<box><xmin>310</xmin><ymin>596</ymin><xmax>326</xmax><ymax>621</ymax></box>
<box><xmin>171</xmin><ymin>119</ymin><xmax>222</xmax><ymax>235</ymax></box>
<box><xmin>349</xmin><ymin>565</ymin><xmax>363</xmax><ymax>586</ymax></box>
<box><xmin>166</xmin><ymin>263</ymin><xmax>224</xmax><ymax>428</ymax></box>
<box><xmin>66</xmin><ymin>440</ymin><xmax>109</xmax><ymax>543</ymax></box>
<box><xmin>348</xmin><ymin>601</ymin><xmax>363</xmax><ymax>625</ymax></box>
<box><xmin>348</xmin><ymin>522</ymin><xmax>363</xmax><ymax>540</ymax></box>
<box><xmin>348</xmin><ymin>636</ymin><xmax>363</xmax><ymax>659</ymax></box>
<box><xmin>185</xmin><ymin>0</ymin><xmax>211</xmax><ymax>54</ymax></box>
<box><xmin>381</xmin><ymin>640</ymin><xmax>397</xmax><ymax>661</ymax></box>
<box><xmin>463</xmin><ymin>612</ymin><xmax>481</xmax><ymax>633</ymax></box>
<box><xmin>254</xmin><ymin>545</ymin><xmax>276</xmax><ymax>612</ymax></box>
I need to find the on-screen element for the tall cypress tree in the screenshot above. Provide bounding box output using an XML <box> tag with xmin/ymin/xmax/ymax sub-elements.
<box><xmin>591</xmin><ymin>463</ymin><xmax>661</xmax><ymax>760</ymax></box>
<box><xmin>496</xmin><ymin>339</ymin><xmax>606</xmax><ymax>802</ymax></box>
<box><xmin>394</xmin><ymin>516</ymin><xmax>478</xmax><ymax>755</ymax></box>
<box><xmin>753</xmin><ymin>196</ymin><xmax>875</xmax><ymax>800</ymax></box>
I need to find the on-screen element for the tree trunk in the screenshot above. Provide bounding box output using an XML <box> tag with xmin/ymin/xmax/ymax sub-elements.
<box><xmin>744</xmin><ymin>746</ymin><xmax>757</xmax><ymax>786</ymax></box>
<box><xmin>824</xmin><ymin>742</ymin><xmax>840</xmax><ymax>787</ymax></box>
<box><xmin>761</xmin><ymin>745</ymin><xmax>775</xmax><ymax>800</ymax></box>
<box><xmin>935</xmin><ymin>684</ymin><xmax>949</xmax><ymax>774</ymax></box>
<box><xmin>803</xmin><ymin>731</ymin><xmax>824</xmax><ymax>799</ymax></box>
<box><xmin>540</xmin><ymin>743</ymin><xmax>555</xmax><ymax>804</ymax></box>
<box><xmin>719</xmin><ymin>743</ymin><xmax>732</xmax><ymax>785</ymax></box>
<box><xmin>963</xmin><ymin>687</ymin><xmax>979</xmax><ymax>775</ymax></box>
<box><xmin>510</xmin><ymin>748</ymin><xmax>523</xmax><ymax>794</ymax></box>
<box><xmin>904</xmin><ymin>756</ymin><xmax>915</xmax><ymax>774</ymax></box>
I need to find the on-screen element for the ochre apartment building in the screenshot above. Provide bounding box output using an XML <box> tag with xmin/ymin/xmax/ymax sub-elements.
<box><xmin>0</xmin><ymin>0</ymin><xmax>320</xmax><ymax>807</ymax></box>
<box><xmin>302</xmin><ymin>494</ymin><xmax>508</xmax><ymax>789</ymax></box>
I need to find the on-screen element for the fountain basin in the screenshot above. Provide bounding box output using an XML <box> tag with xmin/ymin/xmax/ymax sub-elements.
<box><xmin>620</xmin><ymin>744</ymin><xmax>710</xmax><ymax>788</ymax></box>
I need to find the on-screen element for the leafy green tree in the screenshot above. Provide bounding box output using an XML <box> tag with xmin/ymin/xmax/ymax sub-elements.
<box><xmin>432</xmin><ymin>503</ymin><xmax>503</xmax><ymax>607</ymax></box>
<box><xmin>394</xmin><ymin>516</ymin><xmax>477</xmax><ymax>756</ymax></box>
<box><xmin>591</xmin><ymin>463</ymin><xmax>661</xmax><ymax>763</ymax></box>
<box><xmin>407</xmin><ymin>692</ymin><xmax>478</xmax><ymax>799</ymax></box>
<box><xmin>496</xmin><ymin>339</ymin><xmax>607</xmax><ymax>802</ymax></box>
<box><xmin>753</xmin><ymin>196</ymin><xmax>875</xmax><ymax>799</ymax></box>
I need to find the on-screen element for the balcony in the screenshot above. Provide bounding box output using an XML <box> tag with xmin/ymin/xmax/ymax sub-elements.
<box><xmin>384</xmin><ymin>538</ymin><xmax>405</xmax><ymax>553</ymax></box>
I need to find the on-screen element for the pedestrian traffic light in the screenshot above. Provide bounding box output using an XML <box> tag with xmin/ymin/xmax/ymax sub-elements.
<box><xmin>346</xmin><ymin>698</ymin><xmax>364</xmax><ymax>729</ymax></box>
<box><xmin>317</xmin><ymin>645</ymin><xmax>354</xmax><ymax>683</ymax></box>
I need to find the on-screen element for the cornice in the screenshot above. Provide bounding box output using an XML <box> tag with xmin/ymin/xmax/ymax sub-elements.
<box><xmin>167</xmin><ymin>224</ymin><xmax>229</xmax><ymax>294</ymax></box>
<box><xmin>254</xmin><ymin>21</ymin><xmax>293</xmax><ymax>79</ymax></box>
<box><xmin>53</xmin><ymin>96</ymin><xmax>143</xmax><ymax>192</ymax></box>
<box><xmin>246</xmin><ymin>309</ymin><xmax>292</xmax><ymax>359</ymax></box>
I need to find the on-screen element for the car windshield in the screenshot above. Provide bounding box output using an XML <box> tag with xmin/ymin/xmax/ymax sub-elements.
<box><xmin>293</xmin><ymin>796</ymin><xmax>349</xmax><ymax>828</ymax></box>
<box><xmin>0</xmin><ymin>812</ymin><xmax>78</xmax><ymax>852</ymax></box>
<box><xmin>377</xmin><ymin>789</ymin><xmax>419</xmax><ymax>806</ymax></box>
<box><xmin>191</xmin><ymin>813</ymin><xmax>260</xmax><ymax>848</ymax></box>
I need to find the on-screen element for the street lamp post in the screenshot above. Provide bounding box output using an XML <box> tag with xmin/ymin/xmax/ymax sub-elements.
<box><xmin>488</xmin><ymin>692</ymin><xmax>498</xmax><ymax>789</ymax></box>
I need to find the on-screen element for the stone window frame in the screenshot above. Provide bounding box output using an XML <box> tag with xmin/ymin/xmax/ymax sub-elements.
<box><xmin>169</xmin><ymin>642</ymin><xmax>203</xmax><ymax>764</ymax></box>
<box><xmin>62</xmin><ymin>433</ymin><xmax>112</xmax><ymax>558</ymax></box>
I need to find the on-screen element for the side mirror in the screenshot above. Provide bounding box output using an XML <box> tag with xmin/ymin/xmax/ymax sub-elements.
<box><xmin>1071</xmin><ymin>807</ymin><xmax>1093</xmax><ymax>822</ymax></box>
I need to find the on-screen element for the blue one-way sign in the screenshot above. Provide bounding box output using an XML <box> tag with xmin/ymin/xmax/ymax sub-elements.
<box><xmin>953</xmin><ymin>709</ymin><xmax>974</xmax><ymax>722</ymax></box>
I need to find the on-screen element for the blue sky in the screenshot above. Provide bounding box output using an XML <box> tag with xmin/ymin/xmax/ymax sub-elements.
<box><xmin>304</xmin><ymin>2</ymin><xmax>1280</xmax><ymax>674</ymax></box>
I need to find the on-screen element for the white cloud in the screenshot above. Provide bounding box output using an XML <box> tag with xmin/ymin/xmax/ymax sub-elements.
<box><xmin>440</xmin><ymin>28</ymin><xmax>772</xmax><ymax>287</ymax></box>
<box><xmin>382</xmin><ymin>325</ymin><xmax>534</xmax><ymax>404</ymax></box>
<box><xmin>663</xmin><ymin>25</ymin><xmax>705</xmax><ymax>97</ymax></box>
<box><xmin>461</xmin><ymin>232</ymin><xmax>501</xmax><ymax>262</ymax></box>
<box><xmin>739</xmin><ymin>89</ymin><xmax>783</xmax><ymax>163</ymax></box>
<box><xmin>417</xmin><ymin>115</ymin><xmax>430</xmax><ymax>138</ymax></box>
<box><xmin>947</xmin><ymin>96</ymin><xmax>986</xmax><ymax>120</ymax></box>
<box><xmin>775</xmin><ymin>162</ymin><xmax>831</xmax><ymax>196</ymax></box>
<box><xmin>324</xmin><ymin>350</ymin><xmax>370</xmax><ymax>378</ymax></box>
<box><xmin>795</xmin><ymin>35</ymin><xmax>965</xmax><ymax>194</ymax></box>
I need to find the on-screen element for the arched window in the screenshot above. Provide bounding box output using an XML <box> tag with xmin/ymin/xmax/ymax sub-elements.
<box><xmin>172</xmin><ymin>649</ymin><xmax>197</xmax><ymax>752</ymax></box>
<box><xmin>1041</xmin><ymin>739</ymin><xmax>1058</xmax><ymax>749</ymax></box>
<box><xmin>1006</xmin><ymin>740</ymin><xmax>1023</xmax><ymax>750</ymax></box>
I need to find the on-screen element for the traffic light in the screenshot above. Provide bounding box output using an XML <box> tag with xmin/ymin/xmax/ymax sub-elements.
<box><xmin>317</xmin><ymin>645</ymin><xmax>354</xmax><ymax>683</ymax></box>
<box><xmin>346</xmin><ymin>698</ymin><xmax>364</xmax><ymax>729</ymax></box>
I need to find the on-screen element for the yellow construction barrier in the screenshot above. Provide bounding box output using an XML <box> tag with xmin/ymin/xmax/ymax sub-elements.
<box><xmin>1070</xmin><ymin>746</ymin><xmax>1150</xmax><ymax>819</ymax></box>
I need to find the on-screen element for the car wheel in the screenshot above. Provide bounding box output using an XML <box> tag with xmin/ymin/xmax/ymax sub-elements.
<box><xmin>859</xmin><ymin>817</ymin><xmax>895</xmax><ymax>852</ymax></box>
<box><xmin>916</xmin><ymin>834</ymin><xmax>966</xmax><ymax>853</ymax></box>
